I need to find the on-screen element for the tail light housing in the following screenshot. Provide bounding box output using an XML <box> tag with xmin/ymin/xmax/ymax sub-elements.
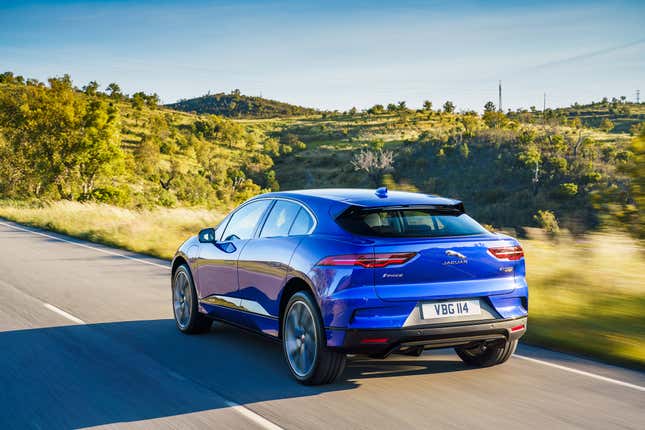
<box><xmin>488</xmin><ymin>245</ymin><xmax>524</xmax><ymax>261</ymax></box>
<box><xmin>316</xmin><ymin>252</ymin><xmax>417</xmax><ymax>268</ymax></box>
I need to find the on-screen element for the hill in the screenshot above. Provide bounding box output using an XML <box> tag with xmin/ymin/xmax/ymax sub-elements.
<box><xmin>166</xmin><ymin>90</ymin><xmax>318</xmax><ymax>118</ymax></box>
<box><xmin>0</xmin><ymin>71</ymin><xmax>642</xmax><ymax>239</ymax></box>
<box><xmin>507</xmin><ymin>99</ymin><xmax>645</xmax><ymax>134</ymax></box>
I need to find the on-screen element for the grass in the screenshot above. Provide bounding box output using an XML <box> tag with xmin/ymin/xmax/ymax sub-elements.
<box><xmin>0</xmin><ymin>200</ymin><xmax>643</xmax><ymax>368</ymax></box>
<box><xmin>0</xmin><ymin>200</ymin><xmax>224</xmax><ymax>260</ymax></box>
<box><xmin>522</xmin><ymin>233</ymin><xmax>644</xmax><ymax>369</ymax></box>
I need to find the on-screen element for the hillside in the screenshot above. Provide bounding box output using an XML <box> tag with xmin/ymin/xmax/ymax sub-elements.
<box><xmin>508</xmin><ymin>100</ymin><xmax>645</xmax><ymax>134</ymax></box>
<box><xmin>0</xmin><ymin>71</ymin><xmax>642</xmax><ymax>239</ymax></box>
<box><xmin>166</xmin><ymin>90</ymin><xmax>318</xmax><ymax>118</ymax></box>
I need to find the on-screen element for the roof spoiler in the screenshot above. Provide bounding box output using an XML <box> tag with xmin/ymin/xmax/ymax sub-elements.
<box><xmin>335</xmin><ymin>201</ymin><xmax>465</xmax><ymax>219</ymax></box>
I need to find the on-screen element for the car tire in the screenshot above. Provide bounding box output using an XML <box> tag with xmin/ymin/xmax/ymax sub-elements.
<box><xmin>282</xmin><ymin>291</ymin><xmax>346</xmax><ymax>385</ymax></box>
<box><xmin>455</xmin><ymin>338</ymin><xmax>518</xmax><ymax>367</ymax></box>
<box><xmin>172</xmin><ymin>264</ymin><xmax>212</xmax><ymax>334</ymax></box>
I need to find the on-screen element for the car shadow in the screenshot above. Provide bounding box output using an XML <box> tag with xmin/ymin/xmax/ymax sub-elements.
<box><xmin>0</xmin><ymin>318</ymin><xmax>469</xmax><ymax>429</ymax></box>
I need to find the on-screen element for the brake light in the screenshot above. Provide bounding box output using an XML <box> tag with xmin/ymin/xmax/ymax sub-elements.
<box><xmin>360</xmin><ymin>337</ymin><xmax>389</xmax><ymax>344</ymax></box>
<box><xmin>316</xmin><ymin>252</ymin><xmax>417</xmax><ymax>268</ymax></box>
<box><xmin>488</xmin><ymin>246</ymin><xmax>524</xmax><ymax>261</ymax></box>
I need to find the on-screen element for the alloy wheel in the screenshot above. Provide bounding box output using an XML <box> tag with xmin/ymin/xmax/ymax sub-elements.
<box><xmin>284</xmin><ymin>300</ymin><xmax>318</xmax><ymax>377</ymax></box>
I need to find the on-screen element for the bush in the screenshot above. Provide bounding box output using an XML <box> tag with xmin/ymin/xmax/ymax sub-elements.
<box><xmin>533</xmin><ymin>210</ymin><xmax>560</xmax><ymax>234</ymax></box>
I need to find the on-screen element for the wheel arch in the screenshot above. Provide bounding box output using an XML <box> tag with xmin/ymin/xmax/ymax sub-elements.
<box><xmin>278</xmin><ymin>276</ymin><xmax>317</xmax><ymax>335</ymax></box>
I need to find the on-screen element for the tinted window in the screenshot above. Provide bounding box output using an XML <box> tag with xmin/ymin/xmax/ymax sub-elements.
<box><xmin>221</xmin><ymin>200</ymin><xmax>271</xmax><ymax>241</ymax></box>
<box><xmin>289</xmin><ymin>208</ymin><xmax>315</xmax><ymax>235</ymax></box>
<box><xmin>260</xmin><ymin>200</ymin><xmax>301</xmax><ymax>238</ymax></box>
<box><xmin>337</xmin><ymin>208</ymin><xmax>488</xmax><ymax>237</ymax></box>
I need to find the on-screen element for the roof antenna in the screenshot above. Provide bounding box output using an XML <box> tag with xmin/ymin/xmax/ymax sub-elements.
<box><xmin>375</xmin><ymin>187</ymin><xmax>388</xmax><ymax>198</ymax></box>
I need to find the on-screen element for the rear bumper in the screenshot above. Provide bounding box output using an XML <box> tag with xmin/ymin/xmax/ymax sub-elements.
<box><xmin>328</xmin><ymin>316</ymin><xmax>527</xmax><ymax>355</ymax></box>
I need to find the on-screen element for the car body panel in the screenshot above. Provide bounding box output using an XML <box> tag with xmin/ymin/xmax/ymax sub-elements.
<box><xmin>171</xmin><ymin>189</ymin><xmax>529</xmax><ymax>353</ymax></box>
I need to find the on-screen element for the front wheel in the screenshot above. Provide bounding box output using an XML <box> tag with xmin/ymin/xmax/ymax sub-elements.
<box><xmin>172</xmin><ymin>264</ymin><xmax>212</xmax><ymax>334</ymax></box>
<box><xmin>282</xmin><ymin>291</ymin><xmax>346</xmax><ymax>385</ymax></box>
<box><xmin>455</xmin><ymin>338</ymin><xmax>518</xmax><ymax>367</ymax></box>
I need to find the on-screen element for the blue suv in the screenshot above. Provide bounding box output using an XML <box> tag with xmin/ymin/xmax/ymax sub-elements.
<box><xmin>171</xmin><ymin>188</ymin><xmax>528</xmax><ymax>384</ymax></box>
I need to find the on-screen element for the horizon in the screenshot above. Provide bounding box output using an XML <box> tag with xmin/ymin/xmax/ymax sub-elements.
<box><xmin>1</xmin><ymin>0</ymin><xmax>643</xmax><ymax>111</ymax></box>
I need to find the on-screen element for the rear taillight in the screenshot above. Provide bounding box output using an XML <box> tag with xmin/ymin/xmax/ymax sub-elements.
<box><xmin>316</xmin><ymin>252</ymin><xmax>417</xmax><ymax>268</ymax></box>
<box><xmin>488</xmin><ymin>245</ymin><xmax>524</xmax><ymax>261</ymax></box>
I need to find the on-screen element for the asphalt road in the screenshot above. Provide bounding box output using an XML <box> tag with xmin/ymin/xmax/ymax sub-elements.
<box><xmin>0</xmin><ymin>220</ymin><xmax>643</xmax><ymax>430</ymax></box>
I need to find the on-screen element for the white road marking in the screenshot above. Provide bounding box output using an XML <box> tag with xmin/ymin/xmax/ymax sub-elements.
<box><xmin>514</xmin><ymin>354</ymin><xmax>645</xmax><ymax>392</ymax></box>
<box><xmin>224</xmin><ymin>401</ymin><xmax>284</xmax><ymax>430</ymax></box>
<box><xmin>43</xmin><ymin>303</ymin><xmax>86</xmax><ymax>325</ymax></box>
<box><xmin>0</xmin><ymin>221</ymin><xmax>170</xmax><ymax>270</ymax></box>
<box><xmin>2</xmin><ymin>219</ymin><xmax>283</xmax><ymax>430</ymax></box>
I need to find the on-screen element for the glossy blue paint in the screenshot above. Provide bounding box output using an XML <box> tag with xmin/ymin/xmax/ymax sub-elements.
<box><xmin>172</xmin><ymin>189</ymin><xmax>528</xmax><ymax>351</ymax></box>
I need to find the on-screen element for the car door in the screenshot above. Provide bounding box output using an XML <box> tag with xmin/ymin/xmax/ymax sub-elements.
<box><xmin>196</xmin><ymin>199</ymin><xmax>272</xmax><ymax>308</ymax></box>
<box><xmin>237</xmin><ymin>200</ymin><xmax>315</xmax><ymax>324</ymax></box>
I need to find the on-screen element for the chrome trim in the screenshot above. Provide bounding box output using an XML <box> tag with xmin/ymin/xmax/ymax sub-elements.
<box><xmin>200</xmin><ymin>295</ymin><xmax>273</xmax><ymax>317</ymax></box>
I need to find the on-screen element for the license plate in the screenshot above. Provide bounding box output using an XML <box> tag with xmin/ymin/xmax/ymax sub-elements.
<box><xmin>421</xmin><ymin>300</ymin><xmax>481</xmax><ymax>319</ymax></box>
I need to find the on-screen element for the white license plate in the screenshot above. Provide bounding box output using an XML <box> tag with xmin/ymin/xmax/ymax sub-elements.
<box><xmin>421</xmin><ymin>300</ymin><xmax>481</xmax><ymax>319</ymax></box>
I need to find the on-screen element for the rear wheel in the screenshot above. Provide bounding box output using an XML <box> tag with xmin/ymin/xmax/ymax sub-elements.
<box><xmin>282</xmin><ymin>291</ymin><xmax>346</xmax><ymax>385</ymax></box>
<box><xmin>172</xmin><ymin>264</ymin><xmax>212</xmax><ymax>334</ymax></box>
<box><xmin>455</xmin><ymin>338</ymin><xmax>517</xmax><ymax>367</ymax></box>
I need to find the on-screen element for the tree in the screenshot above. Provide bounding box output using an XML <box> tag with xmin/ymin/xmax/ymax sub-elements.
<box><xmin>76</xmin><ymin>99</ymin><xmax>124</xmax><ymax>196</ymax></box>
<box><xmin>0</xmin><ymin>75</ymin><xmax>122</xmax><ymax>199</ymax></box>
<box><xmin>83</xmin><ymin>81</ymin><xmax>100</xmax><ymax>96</ymax></box>
<box><xmin>367</xmin><ymin>104</ymin><xmax>385</xmax><ymax>115</ymax></box>
<box><xmin>443</xmin><ymin>101</ymin><xmax>455</xmax><ymax>113</ymax></box>
<box><xmin>484</xmin><ymin>101</ymin><xmax>496</xmax><ymax>112</ymax></box>
<box><xmin>422</xmin><ymin>100</ymin><xmax>433</xmax><ymax>111</ymax></box>
<box><xmin>397</xmin><ymin>101</ymin><xmax>407</xmax><ymax>111</ymax></box>
<box><xmin>386</xmin><ymin>103</ymin><xmax>397</xmax><ymax>112</ymax></box>
<box><xmin>599</xmin><ymin>118</ymin><xmax>614</xmax><ymax>132</ymax></box>
<box><xmin>351</xmin><ymin>149</ymin><xmax>395</xmax><ymax>186</ymax></box>
<box><xmin>106</xmin><ymin>83</ymin><xmax>122</xmax><ymax>99</ymax></box>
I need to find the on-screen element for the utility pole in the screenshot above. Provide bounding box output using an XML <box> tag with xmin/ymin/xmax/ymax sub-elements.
<box><xmin>637</xmin><ymin>89</ymin><xmax>640</xmax><ymax>104</ymax></box>
<box><xmin>498</xmin><ymin>80</ymin><xmax>502</xmax><ymax>112</ymax></box>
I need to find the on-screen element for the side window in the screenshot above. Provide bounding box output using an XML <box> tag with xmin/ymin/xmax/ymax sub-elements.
<box><xmin>289</xmin><ymin>207</ymin><xmax>315</xmax><ymax>235</ymax></box>
<box><xmin>221</xmin><ymin>200</ymin><xmax>271</xmax><ymax>241</ymax></box>
<box><xmin>260</xmin><ymin>200</ymin><xmax>301</xmax><ymax>238</ymax></box>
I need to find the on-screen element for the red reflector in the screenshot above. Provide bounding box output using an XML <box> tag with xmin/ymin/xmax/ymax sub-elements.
<box><xmin>360</xmin><ymin>338</ymin><xmax>389</xmax><ymax>344</ymax></box>
<box><xmin>488</xmin><ymin>246</ymin><xmax>524</xmax><ymax>261</ymax></box>
<box><xmin>316</xmin><ymin>252</ymin><xmax>417</xmax><ymax>268</ymax></box>
<box><xmin>511</xmin><ymin>324</ymin><xmax>525</xmax><ymax>332</ymax></box>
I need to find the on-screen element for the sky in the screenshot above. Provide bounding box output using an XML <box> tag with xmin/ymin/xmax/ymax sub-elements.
<box><xmin>1</xmin><ymin>0</ymin><xmax>643</xmax><ymax>111</ymax></box>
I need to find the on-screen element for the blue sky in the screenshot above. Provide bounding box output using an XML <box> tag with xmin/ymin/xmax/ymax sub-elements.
<box><xmin>1</xmin><ymin>0</ymin><xmax>643</xmax><ymax>111</ymax></box>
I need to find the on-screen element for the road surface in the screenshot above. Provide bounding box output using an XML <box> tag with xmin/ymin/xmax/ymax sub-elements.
<box><xmin>0</xmin><ymin>220</ymin><xmax>643</xmax><ymax>429</ymax></box>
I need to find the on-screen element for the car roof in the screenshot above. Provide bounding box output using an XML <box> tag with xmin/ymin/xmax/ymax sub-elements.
<box><xmin>259</xmin><ymin>188</ymin><xmax>461</xmax><ymax>208</ymax></box>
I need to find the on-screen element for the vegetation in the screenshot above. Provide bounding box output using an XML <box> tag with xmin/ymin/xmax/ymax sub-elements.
<box><xmin>523</xmin><ymin>232</ymin><xmax>644</xmax><ymax>369</ymax></box>
<box><xmin>0</xmin><ymin>200</ymin><xmax>222</xmax><ymax>260</ymax></box>
<box><xmin>0</xmin><ymin>72</ymin><xmax>279</xmax><ymax>209</ymax></box>
<box><xmin>166</xmin><ymin>89</ymin><xmax>318</xmax><ymax>118</ymax></box>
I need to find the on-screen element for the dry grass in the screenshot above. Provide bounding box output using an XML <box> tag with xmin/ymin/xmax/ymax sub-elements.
<box><xmin>0</xmin><ymin>200</ymin><xmax>224</xmax><ymax>260</ymax></box>
<box><xmin>523</xmin><ymin>233</ymin><xmax>644</xmax><ymax>368</ymax></box>
<box><xmin>0</xmin><ymin>200</ymin><xmax>643</xmax><ymax>368</ymax></box>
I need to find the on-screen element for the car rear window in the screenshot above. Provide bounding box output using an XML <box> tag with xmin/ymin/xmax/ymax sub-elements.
<box><xmin>336</xmin><ymin>207</ymin><xmax>488</xmax><ymax>237</ymax></box>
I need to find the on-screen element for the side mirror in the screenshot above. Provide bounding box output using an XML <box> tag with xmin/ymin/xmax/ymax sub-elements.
<box><xmin>198</xmin><ymin>228</ymin><xmax>216</xmax><ymax>243</ymax></box>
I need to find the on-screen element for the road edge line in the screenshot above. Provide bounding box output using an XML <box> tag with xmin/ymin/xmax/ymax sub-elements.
<box><xmin>514</xmin><ymin>354</ymin><xmax>645</xmax><ymax>392</ymax></box>
<box><xmin>43</xmin><ymin>303</ymin><xmax>86</xmax><ymax>325</ymax></box>
<box><xmin>0</xmin><ymin>221</ymin><xmax>169</xmax><ymax>269</ymax></box>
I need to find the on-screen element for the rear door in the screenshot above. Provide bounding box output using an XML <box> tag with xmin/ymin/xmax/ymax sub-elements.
<box><xmin>237</xmin><ymin>200</ymin><xmax>312</xmax><ymax>320</ymax></box>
